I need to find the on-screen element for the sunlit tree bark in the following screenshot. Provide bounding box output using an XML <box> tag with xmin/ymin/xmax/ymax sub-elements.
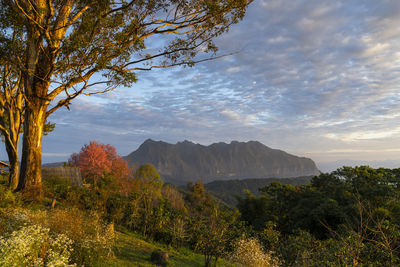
<box><xmin>0</xmin><ymin>49</ymin><xmax>24</xmax><ymax>190</ymax></box>
<box><xmin>0</xmin><ymin>73</ymin><xmax>24</xmax><ymax>190</ymax></box>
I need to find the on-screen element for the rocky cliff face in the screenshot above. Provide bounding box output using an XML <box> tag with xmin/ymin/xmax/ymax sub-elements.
<box><xmin>124</xmin><ymin>139</ymin><xmax>320</xmax><ymax>184</ymax></box>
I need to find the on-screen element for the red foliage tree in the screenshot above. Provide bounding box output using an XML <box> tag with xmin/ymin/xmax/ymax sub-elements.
<box><xmin>110</xmin><ymin>156</ymin><xmax>132</xmax><ymax>195</ymax></box>
<box><xmin>70</xmin><ymin>141</ymin><xmax>130</xmax><ymax>188</ymax></box>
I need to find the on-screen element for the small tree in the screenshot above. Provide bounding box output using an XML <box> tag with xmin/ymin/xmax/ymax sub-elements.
<box><xmin>194</xmin><ymin>206</ymin><xmax>237</xmax><ymax>267</ymax></box>
<box><xmin>162</xmin><ymin>184</ymin><xmax>185</xmax><ymax>211</ymax></box>
<box><xmin>131</xmin><ymin>163</ymin><xmax>163</xmax><ymax>236</ymax></box>
<box><xmin>110</xmin><ymin>156</ymin><xmax>132</xmax><ymax>195</ymax></box>
<box><xmin>70</xmin><ymin>141</ymin><xmax>130</xmax><ymax>188</ymax></box>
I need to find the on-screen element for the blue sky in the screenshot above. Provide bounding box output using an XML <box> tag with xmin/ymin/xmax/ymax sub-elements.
<box><xmin>8</xmin><ymin>0</ymin><xmax>400</xmax><ymax>172</ymax></box>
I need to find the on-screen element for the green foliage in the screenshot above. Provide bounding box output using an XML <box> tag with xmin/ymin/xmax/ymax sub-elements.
<box><xmin>105</xmin><ymin>193</ymin><xmax>128</xmax><ymax>224</ymax></box>
<box><xmin>0</xmin><ymin>184</ymin><xmax>19</xmax><ymax>209</ymax></box>
<box><xmin>206</xmin><ymin>176</ymin><xmax>313</xmax><ymax>206</ymax></box>
<box><xmin>135</xmin><ymin>163</ymin><xmax>161</xmax><ymax>182</ymax></box>
<box><xmin>193</xmin><ymin>207</ymin><xmax>239</xmax><ymax>267</ymax></box>
<box><xmin>238</xmin><ymin>167</ymin><xmax>400</xmax><ymax>238</ymax></box>
<box><xmin>237</xmin><ymin>166</ymin><xmax>400</xmax><ymax>266</ymax></box>
<box><xmin>43</xmin><ymin>174</ymin><xmax>74</xmax><ymax>200</ymax></box>
<box><xmin>185</xmin><ymin>182</ymin><xmax>215</xmax><ymax>215</ymax></box>
<box><xmin>0</xmin><ymin>173</ymin><xmax>7</xmax><ymax>185</ymax></box>
<box><xmin>39</xmin><ymin>159</ymin><xmax>400</xmax><ymax>266</ymax></box>
<box><xmin>1</xmin><ymin>162</ymin><xmax>243</xmax><ymax>266</ymax></box>
<box><xmin>125</xmin><ymin>164</ymin><xmax>164</xmax><ymax>237</ymax></box>
<box><xmin>258</xmin><ymin>222</ymin><xmax>281</xmax><ymax>252</ymax></box>
<box><xmin>236</xmin><ymin>190</ymin><xmax>273</xmax><ymax>232</ymax></box>
<box><xmin>180</xmin><ymin>182</ymin><xmax>241</xmax><ymax>266</ymax></box>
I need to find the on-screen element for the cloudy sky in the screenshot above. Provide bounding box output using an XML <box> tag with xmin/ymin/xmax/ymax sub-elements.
<box><xmin>9</xmin><ymin>0</ymin><xmax>400</xmax><ymax>172</ymax></box>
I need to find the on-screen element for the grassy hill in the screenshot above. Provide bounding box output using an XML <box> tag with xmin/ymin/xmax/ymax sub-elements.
<box><xmin>103</xmin><ymin>229</ymin><xmax>233</xmax><ymax>267</ymax></box>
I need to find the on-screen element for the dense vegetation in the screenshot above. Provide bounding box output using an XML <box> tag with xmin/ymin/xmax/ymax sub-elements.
<box><xmin>204</xmin><ymin>176</ymin><xmax>313</xmax><ymax>206</ymax></box>
<box><xmin>0</xmin><ymin>142</ymin><xmax>399</xmax><ymax>266</ymax></box>
<box><xmin>0</xmin><ymin>142</ymin><xmax>248</xmax><ymax>266</ymax></box>
<box><xmin>237</xmin><ymin>166</ymin><xmax>400</xmax><ymax>266</ymax></box>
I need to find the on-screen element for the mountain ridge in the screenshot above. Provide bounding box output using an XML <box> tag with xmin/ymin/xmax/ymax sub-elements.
<box><xmin>124</xmin><ymin>139</ymin><xmax>320</xmax><ymax>184</ymax></box>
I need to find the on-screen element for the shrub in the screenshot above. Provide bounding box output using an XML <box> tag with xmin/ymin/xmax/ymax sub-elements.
<box><xmin>0</xmin><ymin>173</ymin><xmax>7</xmax><ymax>185</ymax></box>
<box><xmin>162</xmin><ymin>184</ymin><xmax>185</xmax><ymax>211</ymax></box>
<box><xmin>0</xmin><ymin>208</ymin><xmax>42</xmax><ymax>235</ymax></box>
<box><xmin>45</xmin><ymin>209</ymin><xmax>115</xmax><ymax>266</ymax></box>
<box><xmin>43</xmin><ymin>174</ymin><xmax>73</xmax><ymax>200</ymax></box>
<box><xmin>0</xmin><ymin>207</ymin><xmax>115</xmax><ymax>266</ymax></box>
<box><xmin>230</xmin><ymin>237</ymin><xmax>279</xmax><ymax>267</ymax></box>
<box><xmin>0</xmin><ymin>185</ymin><xmax>19</xmax><ymax>209</ymax></box>
<box><xmin>0</xmin><ymin>224</ymin><xmax>74</xmax><ymax>267</ymax></box>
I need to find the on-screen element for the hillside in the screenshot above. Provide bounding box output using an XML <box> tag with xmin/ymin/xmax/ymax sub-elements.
<box><xmin>205</xmin><ymin>176</ymin><xmax>313</xmax><ymax>206</ymax></box>
<box><xmin>105</xmin><ymin>230</ymin><xmax>233</xmax><ymax>267</ymax></box>
<box><xmin>124</xmin><ymin>139</ymin><xmax>320</xmax><ymax>184</ymax></box>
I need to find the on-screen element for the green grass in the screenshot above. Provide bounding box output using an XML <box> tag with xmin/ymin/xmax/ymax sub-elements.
<box><xmin>100</xmin><ymin>229</ymin><xmax>233</xmax><ymax>267</ymax></box>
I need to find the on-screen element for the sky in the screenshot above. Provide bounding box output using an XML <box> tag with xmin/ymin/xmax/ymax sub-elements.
<box><xmin>6</xmin><ymin>0</ymin><xmax>400</xmax><ymax>172</ymax></box>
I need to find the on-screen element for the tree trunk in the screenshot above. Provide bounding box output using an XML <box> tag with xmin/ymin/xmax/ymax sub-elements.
<box><xmin>17</xmin><ymin>104</ymin><xmax>46</xmax><ymax>195</ymax></box>
<box><xmin>213</xmin><ymin>256</ymin><xmax>218</xmax><ymax>267</ymax></box>
<box><xmin>204</xmin><ymin>255</ymin><xmax>212</xmax><ymax>267</ymax></box>
<box><xmin>6</xmin><ymin>150</ymin><xmax>19</xmax><ymax>191</ymax></box>
<box><xmin>4</xmin><ymin>131</ymin><xmax>19</xmax><ymax>190</ymax></box>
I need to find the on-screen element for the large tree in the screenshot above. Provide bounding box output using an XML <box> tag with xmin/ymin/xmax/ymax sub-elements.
<box><xmin>0</xmin><ymin>42</ymin><xmax>53</xmax><ymax>190</ymax></box>
<box><xmin>0</xmin><ymin>58</ymin><xmax>54</xmax><ymax>190</ymax></box>
<box><xmin>0</xmin><ymin>0</ymin><xmax>252</xmax><ymax>195</ymax></box>
<box><xmin>0</xmin><ymin>59</ymin><xmax>24</xmax><ymax>190</ymax></box>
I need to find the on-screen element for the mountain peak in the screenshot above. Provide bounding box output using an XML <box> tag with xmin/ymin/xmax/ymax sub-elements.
<box><xmin>124</xmin><ymin>140</ymin><xmax>320</xmax><ymax>184</ymax></box>
<box><xmin>177</xmin><ymin>140</ymin><xmax>195</xmax><ymax>145</ymax></box>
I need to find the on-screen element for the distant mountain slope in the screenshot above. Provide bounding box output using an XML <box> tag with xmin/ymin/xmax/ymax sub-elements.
<box><xmin>124</xmin><ymin>139</ymin><xmax>320</xmax><ymax>184</ymax></box>
<box><xmin>43</xmin><ymin>162</ymin><xmax>65</xmax><ymax>167</ymax></box>
<box><xmin>205</xmin><ymin>176</ymin><xmax>313</xmax><ymax>206</ymax></box>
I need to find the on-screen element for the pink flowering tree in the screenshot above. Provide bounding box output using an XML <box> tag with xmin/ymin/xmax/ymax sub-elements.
<box><xmin>70</xmin><ymin>141</ymin><xmax>130</xmax><ymax>188</ymax></box>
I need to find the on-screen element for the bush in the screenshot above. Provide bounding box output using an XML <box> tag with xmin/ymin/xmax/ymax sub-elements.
<box><xmin>0</xmin><ymin>185</ymin><xmax>19</xmax><ymax>210</ymax></box>
<box><xmin>0</xmin><ymin>173</ymin><xmax>8</xmax><ymax>185</ymax></box>
<box><xmin>0</xmin><ymin>224</ymin><xmax>74</xmax><ymax>267</ymax></box>
<box><xmin>0</xmin><ymin>207</ymin><xmax>115</xmax><ymax>266</ymax></box>
<box><xmin>43</xmin><ymin>174</ymin><xmax>73</xmax><ymax>200</ymax></box>
<box><xmin>0</xmin><ymin>208</ymin><xmax>40</xmax><ymax>235</ymax></box>
<box><xmin>230</xmin><ymin>237</ymin><xmax>279</xmax><ymax>267</ymax></box>
<box><xmin>45</xmin><ymin>209</ymin><xmax>115</xmax><ymax>266</ymax></box>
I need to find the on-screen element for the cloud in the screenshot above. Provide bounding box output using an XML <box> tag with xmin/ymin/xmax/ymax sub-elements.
<box><xmin>324</xmin><ymin>127</ymin><xmax>400</xmax><ymax>142</ymax></box>
<box><xmin>226</xmin><ymin>66</ymin><xmax>241</xmax><ymax>73</ymax></box>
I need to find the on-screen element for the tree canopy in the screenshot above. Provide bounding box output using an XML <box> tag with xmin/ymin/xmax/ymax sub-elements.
<box><xmin>0</xmin><ymin>0</ymin><xmax>252</xmax><ymax>194</ymax></box>
<box><xmin>70</xmin><ymin>141</ymin><xmax>130</xmax><ymax>187</ymax></box>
